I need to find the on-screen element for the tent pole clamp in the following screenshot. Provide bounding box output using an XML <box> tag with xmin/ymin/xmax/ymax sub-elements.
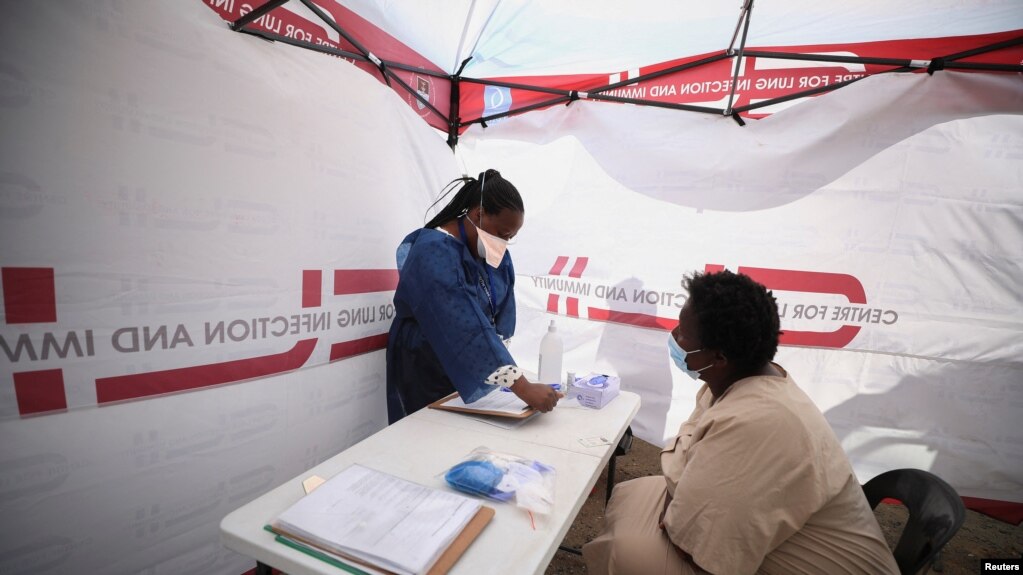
<box><xmin>566</xmin><ymin>91</ymin><xmax>588</xmax><ymax>106</ymax></box>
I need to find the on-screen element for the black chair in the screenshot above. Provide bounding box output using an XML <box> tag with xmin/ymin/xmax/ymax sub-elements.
<box><xmin>862</xmin><ymin>468</ymin><xmax>966</xmax><ymax>575</ymax></box>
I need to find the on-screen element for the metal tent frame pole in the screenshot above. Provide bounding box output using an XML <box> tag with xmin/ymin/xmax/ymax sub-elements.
<box><xmin>231</xmin><ymin>0</ymin><xmax>454</xmax><ymax>132</ymax></box>
<box><xmin>724</xmin><ymin>0</ymin><xmax>754</xmax><ymax>122</ymax></box>
<box><xmin>228</xmin><ymin>3</ymin><xmax>1023</xmax><ymax>148</ymax></box>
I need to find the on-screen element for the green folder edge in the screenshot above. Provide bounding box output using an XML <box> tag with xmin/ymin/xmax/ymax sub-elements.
<box><xmin>262</xmin><ymin>525</ymin><xmax>372</xmax><ymax>575</ymax></box>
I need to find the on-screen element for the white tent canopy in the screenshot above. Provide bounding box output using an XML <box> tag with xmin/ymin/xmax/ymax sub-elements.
<box><xmin>0</xmin><ymin>2</ymin><xmax>1021</xmax><ymax>574</ymax></box>
<box><xmin>339</xmin><ymin>0</ymin><xmax>1023</xmax><ymax>76</ymax></box>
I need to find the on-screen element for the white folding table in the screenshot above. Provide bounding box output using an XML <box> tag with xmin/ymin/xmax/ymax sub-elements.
<box><xmin>220</xmin><ymin>391</ymin><xmax>640</xmax><ymax>575</ymax></box>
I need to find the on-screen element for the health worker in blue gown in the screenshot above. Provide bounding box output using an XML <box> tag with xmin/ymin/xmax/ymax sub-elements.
<box><xmin>386</xmin><ymin>169</ymin><xmax>560</xmax><ymax>423</ymax></box>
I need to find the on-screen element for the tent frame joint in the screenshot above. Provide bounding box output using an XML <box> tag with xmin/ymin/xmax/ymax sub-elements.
<box><xmin>447</xmin><ymin>57</ymin><xmax>473</xmax><ymax>149</ymax></box>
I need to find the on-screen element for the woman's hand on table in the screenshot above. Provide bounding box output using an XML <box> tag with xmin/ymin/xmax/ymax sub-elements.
<box><xmin>509</xmin><ymin>375</ymin><xmax>562</xmax><ymax>412</ymax></box>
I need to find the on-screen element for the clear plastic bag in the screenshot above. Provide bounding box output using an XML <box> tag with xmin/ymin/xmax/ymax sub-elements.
<box><xmin>444</xmin><ymin>447</ymin><xmax>556</xmax><ymax>516</ymax></box>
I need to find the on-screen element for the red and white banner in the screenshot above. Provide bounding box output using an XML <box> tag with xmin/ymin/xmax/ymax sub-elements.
<box><xmin>461</xmin><ymin>31</ymin><xmax>1023</xmax><ymax>124</ymax></box>
<box><xmin>0</xmin><ymin>3</ymin><xmax>458</xmax><ymax>574</ymax></box>
<box><xmin>204</xmin><ymin>0</ymin><xmax>452</xmax><ymax>132</ymax></box>
<box><xmin>459</xmin><ymin>70</ymin><xmax>1023</xmax><ymax>522</ymax></box>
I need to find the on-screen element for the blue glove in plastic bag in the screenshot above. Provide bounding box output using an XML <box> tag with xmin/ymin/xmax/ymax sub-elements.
<box><xmin>443</xmin><ymin>447</ymin><xmax>556</xmax><ymax>515</ymax></box>
<box><xmin>444</xmin><ymin>460</ymin><xmax>513</xmax><ymax>501</ymax></box>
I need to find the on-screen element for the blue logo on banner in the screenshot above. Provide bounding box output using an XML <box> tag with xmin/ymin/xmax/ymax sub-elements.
<box><xmin>483</xmin><ymin>86</ymin><xmax>512</xmax><ymax>119</ymax></box>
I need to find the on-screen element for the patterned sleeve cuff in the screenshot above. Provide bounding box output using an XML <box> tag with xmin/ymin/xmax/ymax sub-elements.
<box><xmin>486</xmin><ymin>365</ymin><xmax>522</xmax><ymax>388</ymax></box>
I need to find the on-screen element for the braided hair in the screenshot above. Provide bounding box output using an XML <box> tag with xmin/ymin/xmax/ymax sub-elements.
<box><xmin>424</xmin><ymin>169</ymin><xmax>524</xmax><ymax>229</ymax></box>
<box><xmin>683</xmin><ymin>270</ymin><xmax>781</xmax><ymax>375</ymax></box>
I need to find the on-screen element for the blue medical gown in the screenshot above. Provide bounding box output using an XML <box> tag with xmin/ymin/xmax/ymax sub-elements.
<box><xmin>386</xmin><ymin>228</ymin><xmax>517</xmax><ymax>423</ymax></box>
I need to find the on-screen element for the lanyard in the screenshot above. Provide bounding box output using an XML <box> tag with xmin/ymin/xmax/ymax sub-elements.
<box><xmin>458</xmin><ymin>217</ymin><xmax>498</xmax><ymax>323</ymax></box>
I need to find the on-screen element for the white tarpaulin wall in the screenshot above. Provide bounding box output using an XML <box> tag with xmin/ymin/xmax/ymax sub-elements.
<box><xmin>456</xmin><ymin>70</ymin><xmax>1023</xmax><ymax>510</ymax></box>
<box><xmin>0</xmin><ymin>3</ymin><xmax>459</xmax><ymax>574</ymax></box>
<box><xmin>1</xmin><ymin>1</ymin><xmax>1021</xmax><ymax>574</ymax></box>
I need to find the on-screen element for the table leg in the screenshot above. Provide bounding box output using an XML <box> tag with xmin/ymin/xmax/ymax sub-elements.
<box><xmin>605</xmin><ymin>426</ymin><xmax>634</xmax><ymax>504</ymax></box>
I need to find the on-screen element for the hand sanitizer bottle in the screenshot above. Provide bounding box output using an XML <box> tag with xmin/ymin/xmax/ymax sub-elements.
<box><xmin>538</xmin><ymin>320</ymin><xmax>563</xmax><ymax>387</ymax></box>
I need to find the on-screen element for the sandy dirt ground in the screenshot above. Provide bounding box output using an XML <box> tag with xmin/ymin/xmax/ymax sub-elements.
<box><xmin>548</xmin><ymin>438</ymin><xmax>1022</xmax><ymax>574</ymax></box>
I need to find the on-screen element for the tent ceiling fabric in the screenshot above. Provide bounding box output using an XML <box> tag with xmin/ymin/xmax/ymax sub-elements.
<box><xmin>215</xmin><ymin>0</ymin><xmax>1023</xmax><ymax>144</ymax></box>
<box><xmin>457</xmin><ymin>71</ymin><xmax>1023</xmax><ymax>211</ymax></box>
<box><xmin>340</xmin><ymin>0</ymin><xmax>1023</xmax><ymax>76</ymax></box>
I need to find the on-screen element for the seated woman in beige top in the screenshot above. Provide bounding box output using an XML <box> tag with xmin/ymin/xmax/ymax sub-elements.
<box><xmin>583</xmin><ymin>270</ymin><xmax>898</xmax><ymax>575</ymax></box>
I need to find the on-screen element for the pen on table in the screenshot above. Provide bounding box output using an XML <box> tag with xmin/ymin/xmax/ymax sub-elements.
<box><xmin>501</xmin><ymin>383</ymin><xmax>562</xmax><ymax>392</ymax></box>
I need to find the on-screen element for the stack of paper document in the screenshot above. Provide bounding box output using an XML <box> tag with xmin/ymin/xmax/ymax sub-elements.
<box><xmin>271</xmin><ymin>464</ymin><xmax>482</xmax><ymax>575</ymax></box>
<box><xmin>441</xmin><ymin>391</ymin><xmax>530</xmax><ymax>414</ymax></box>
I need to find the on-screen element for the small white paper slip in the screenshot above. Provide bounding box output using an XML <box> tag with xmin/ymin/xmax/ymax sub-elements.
<box><xmin>578</xmin><ymin>436</ymin><xmax>612</xmax><ymax>448</ymax></box>
<box><xmin>302</xmin><ymin>475</ymin><xmax>326</xmax><ymax>494</ymax></box>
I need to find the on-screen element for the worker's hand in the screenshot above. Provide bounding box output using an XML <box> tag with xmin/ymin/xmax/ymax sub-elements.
<box><xmin>509</xmin><ymin>375</ymin><xmax>561</xmax><ymax>412</ymax></box>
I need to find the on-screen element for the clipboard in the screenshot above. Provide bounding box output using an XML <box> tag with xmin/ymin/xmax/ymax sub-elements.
<box><xmin>267</xmin><ymin>505</ymin><xmax>495</xmax><ymax>575</ymax></box>
<box><xmin>428</xmin><ymin>391</ymin><xmax>536</xmax><ymax>419</ymax></box>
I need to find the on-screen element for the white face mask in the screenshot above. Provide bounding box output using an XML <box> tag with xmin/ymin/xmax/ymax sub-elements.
<box><xmin>471</xmin><ymin>216</ymin><xmax>508</xmax><ymax>268</ymax></box>
<box><xmin>471</xmin><ymin>171</ymin><xmax>510</xmax><ymax>268</ymax></box>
